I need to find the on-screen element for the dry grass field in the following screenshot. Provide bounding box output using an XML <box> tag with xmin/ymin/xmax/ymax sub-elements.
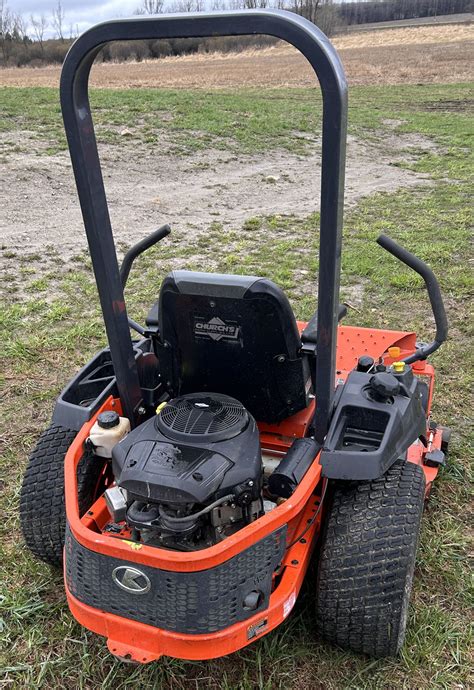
<box><xmin>0</xmin><ymin>23</ymin><xmax>472</xmax><ymax>89</ymax></box>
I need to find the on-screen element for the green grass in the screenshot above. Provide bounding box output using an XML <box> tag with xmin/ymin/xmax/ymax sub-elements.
<box><xmin>1</xmin><ymin>82</ymin><xmax>472</xmax><ymax>155</ymax></box>
<box><xmin>0</xmin><ymin>81</ymin><xmax>473</xmax><ymax>689</ymax></box>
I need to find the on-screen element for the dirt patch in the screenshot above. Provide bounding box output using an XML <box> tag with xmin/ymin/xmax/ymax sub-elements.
<box><xmin>0</xmin><ymin>130</ymin><xmax>435</xmax><ymax>281</ymax></box>
<box><xmin>0</xmin><ymin>23</ymin><xmax>472</xmax><ymax>89</ymax></box>
<box><xmin>420</xmin><ymin>99</ymin><xmax>474</xmax><ymax>113</ymax></box>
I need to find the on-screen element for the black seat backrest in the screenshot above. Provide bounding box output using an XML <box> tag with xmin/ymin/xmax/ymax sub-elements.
<box><xmin>157</xmin><ymin>271</ymin><xmax>311</xmax><ymax>423</ymax></box>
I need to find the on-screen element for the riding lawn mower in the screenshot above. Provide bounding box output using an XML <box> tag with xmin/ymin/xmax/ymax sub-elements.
<box><xmin>20</xmin><ymin>9</ymin><xmax>450</xmax><ymax>664</ymax></box>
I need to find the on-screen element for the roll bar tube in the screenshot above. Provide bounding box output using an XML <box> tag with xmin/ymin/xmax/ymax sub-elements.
<box><xmin>60</xmin><ymin>9</ymin><xmax>347</xmax><ymax>436</ymax></box>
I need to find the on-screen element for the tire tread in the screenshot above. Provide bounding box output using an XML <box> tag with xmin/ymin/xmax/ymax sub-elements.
<box><xmin>20</xmin><ymin>425</ymin><xmax>103</xmax><ymax>567</ymax></box>
<box><xmin>316</xmin><ymin>459</ymin><xmax>425</xmax><ymax>657</ymax></box>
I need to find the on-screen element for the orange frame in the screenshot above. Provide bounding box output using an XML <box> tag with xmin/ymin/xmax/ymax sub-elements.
<box><xmin>63</xmin><ymin>325</ymin><xmax>442</xmax><ymax>663</ymax></box>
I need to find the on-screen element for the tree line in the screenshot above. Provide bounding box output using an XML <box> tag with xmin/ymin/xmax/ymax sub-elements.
<box><xmin>340</xmin><ymin>0</ymin><xmax>472</xmax><ymax>24</ymax></box>
<box><xmin>1</xmin><ymin>0</ymin><xmax>471</xmax><ymax>67</ymax></box>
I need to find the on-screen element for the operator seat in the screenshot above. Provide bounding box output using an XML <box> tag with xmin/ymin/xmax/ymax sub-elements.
<box><xmin>150</xmin><ymin>271</ymin><xmax>312</xmax><ymax>423</ymax></box>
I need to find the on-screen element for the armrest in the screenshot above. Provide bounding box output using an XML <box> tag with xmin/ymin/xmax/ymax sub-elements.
<box><xmin>145</xmin><ymin>300</ymin><xmax>159</xmax><ymax>330</ymax></box>
<box><xmin>301</xmin><ymin>304</ymin><xmax>347</xmax><ymax>346</ymax></box>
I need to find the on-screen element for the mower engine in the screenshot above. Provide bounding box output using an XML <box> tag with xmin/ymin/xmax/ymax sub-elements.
<box><xmin>106</xmin><ymin>393</ymin><xmax>263</xmax><ymax>551</ymax></box>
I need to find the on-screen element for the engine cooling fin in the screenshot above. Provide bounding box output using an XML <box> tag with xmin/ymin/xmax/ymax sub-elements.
<box><xmin>156</xmin><ymin>392</ymin><xmax>249</xmax><ymax>442</ymax></box>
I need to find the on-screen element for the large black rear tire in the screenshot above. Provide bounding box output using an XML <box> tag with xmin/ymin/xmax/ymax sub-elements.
<box><xmin>20</xmin><ymin>424</ymin><xmax>106</xmax><ymax>568</ymax></box>
<box><xmin>316</xmin><ymin>459</ymin><xmax>426</xmax><ymax>657</ymax></box>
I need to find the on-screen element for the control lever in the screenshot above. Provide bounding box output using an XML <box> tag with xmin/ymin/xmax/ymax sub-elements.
<box><xmin>118</xmin><ymin>224</ymin><xmax>171</xmax><ymax>336</ymax></box>
<box><xmin>120</xmin><ymin>224</ymin><xmax>171</xmax><ymax>288</ymax></box>
<box><xmin>376</xmin><ymin>234</ymin><xmax>448</xmax><ymax>364</ymax></box>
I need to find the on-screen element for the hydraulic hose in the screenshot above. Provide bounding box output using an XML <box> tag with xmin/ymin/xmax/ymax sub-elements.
<box><xmin>158</xmin><ymin>494</ymin><xmax>236</xmax><ymax>524</ymax></box>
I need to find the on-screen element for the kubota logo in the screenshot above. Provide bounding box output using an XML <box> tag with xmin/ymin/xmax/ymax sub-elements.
<box><xmin>112</xmin><ymin>566</ymin><xmax>151</xmax><ymax>594</ymax></box>
<box><xmin>194</xmin><ymin>316</ymin><xmax>240</xmax><ymax>342</ymax></box>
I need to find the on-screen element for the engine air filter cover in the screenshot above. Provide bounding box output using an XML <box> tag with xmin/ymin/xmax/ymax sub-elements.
<box><xmin>157</xmin><ymin>393</ymin><xmax>249</xmax><ymax>443</ymax></box>
<box><xmin>112</xmin><ymin>392</ymin><xmax>262</xmax><ymax>506</ymax></box>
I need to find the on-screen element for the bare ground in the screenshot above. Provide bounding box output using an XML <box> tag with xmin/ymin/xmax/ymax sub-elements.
<box><xmin>0</xmin><ymin>23</ymin><xmax>472</xmax><ymax>88</ymax></box>
<box><xmin>0</xmin><ymin>129</ymin><xmax>435</xmax><ymax>277</ymax></box>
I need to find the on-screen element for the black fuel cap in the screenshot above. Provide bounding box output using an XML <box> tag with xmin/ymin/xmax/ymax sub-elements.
<box><xmin>98</xmin><ymin>411</ymin><xmax>120</xmax><ymax>429</ymax></box>
<box><xmin>357</xmin><ymin>355</ymin><xmax>375</xmax><ymax>372</ymax></box>
<box><xmin>370</xmin><ymin>372</ymin><xmax>400</xmax><ymax>402</ymax></box>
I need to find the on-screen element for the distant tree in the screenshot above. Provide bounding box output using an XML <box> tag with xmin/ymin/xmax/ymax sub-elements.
<box><xmin>30</xmin><ymin>13</ymin><xmax>48</xmax><ymax>53</ymax></box>
<box><xmin>133</xmin><ymin>0</ymin><xmax>166</xmax><ymax>61</ymax></box>
<box><xmin>339</xmin><ymin>0</ymin><xmax>472</xmax><ymax>26</ymax></box>
<box><xmin>12</xmin><ymin>12</ymin><xmax>28</xmax><ymax>42</ymax></box>
<box><xmin>317</xmin><ymin>0</ymin><xmax>341</xmax><ymax>35</ymax></box>
<box><xmin>168</xmin><ymin>0</ymin><xmax>204</xmax><ymax>11</ymax></box>
<box><xmin>0</xmin><ymin>0</ymin><xmax>11</xmax><ymax>35</ymax></box>
<box><xmin>136</xmin><ymin>0</ymin><xmax>165</xmax><ymax>13</ymax></box>
<box><xmin>51</xmin><ymin>0</ymin><xmax>65</xmax><ymax>42</ymax></box>
<box><xmin>0</xmin><ymin>0</ymin><xmax>10</xmax><ymax>33</ymax></box>
<box><xmin>243</xmin><ymin>0</ymin><xmax>269</xmax><ymax>7</ymax></box>
<box><xmin>292</xmin><ymin>0</ymin><xmax>321</xmax><ymax>24</ymax></box>
<box><xmin>0</xmin><ymin>0</ymin><xmax>13</xmax><ymax>62</ymax></box>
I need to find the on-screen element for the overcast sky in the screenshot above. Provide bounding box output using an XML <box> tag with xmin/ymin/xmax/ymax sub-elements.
<box><xmin>9</xmin><ymin>0</ymin><xmax>143</xmax><ymax>36</ymax></box>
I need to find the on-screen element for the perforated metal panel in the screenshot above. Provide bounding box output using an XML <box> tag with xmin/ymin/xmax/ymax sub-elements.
<box><xmin>65</xmin><ymin>524</ymin><xmax>286</xmax><ymax>634</ymax></box>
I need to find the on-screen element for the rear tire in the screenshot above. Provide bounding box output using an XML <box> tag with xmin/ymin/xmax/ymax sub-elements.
<box><xmin>316</xmin><ymin>459</ymin><xmax>426</xmax><ymax>657</ymax></box>
<box><xmin>20</xmin><ymin>424</ymin><xmax>105</xmax><ymax>567</ymax></box>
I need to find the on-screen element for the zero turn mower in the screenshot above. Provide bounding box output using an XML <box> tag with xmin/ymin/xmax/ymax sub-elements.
<box><xmin>20</xmin><ymin>9</ymin><xmax>450</xmax><ymax>663</ymax></box>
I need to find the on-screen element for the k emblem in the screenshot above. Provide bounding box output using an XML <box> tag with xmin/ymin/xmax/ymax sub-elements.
<box><xmin>112</xmin><ymin>566</ymin><xmax>151</xmax><ymax>594</ymax></box>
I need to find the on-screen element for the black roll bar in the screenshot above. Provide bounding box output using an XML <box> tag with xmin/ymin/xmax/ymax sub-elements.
<box><xmin>60</xmin><ymin>9</ymin><xmax>347</xmax><ymax>438</ymax></box>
